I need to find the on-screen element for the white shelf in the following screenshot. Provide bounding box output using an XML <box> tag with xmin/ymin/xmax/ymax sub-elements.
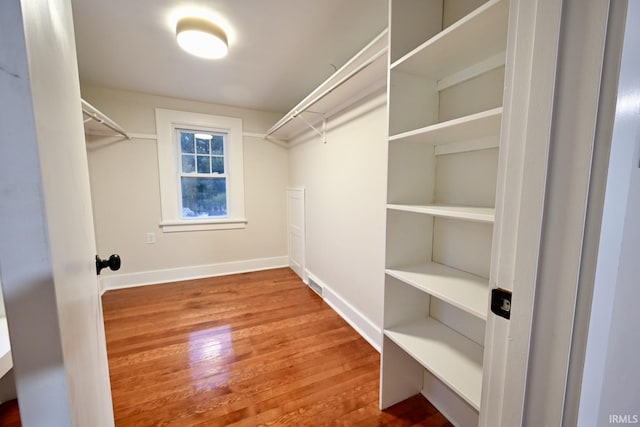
<box><xmin>387</xmin><ymin>204</ymin><xmax>495</xmax><ymax>223</ymax></box>
<box><xmin>391</xmin><ymin>0</ymin><xmax>508</xmax><ymax>81</ymax></box>
<box><xmin>386</xmin><ymin>262</ymin><xmax>489</xmax><ymax>320</ymax></box>
<box><xmin>389</xmin><ymin>107</ymin><xmax>502</xmax><ymax>146</ymax></box>
<box><xmin>0</xmin><ymin>317</ymin><xmax>12</xmax><ymax>377</ymax></box>
<box><xmin>267</xmin><ymin>30</ymin><xmax>388</xmax><ymax>142</ymax></box>
<box><xmin>385</xmin><ymin>317</ymin><xmax>483</xmax><ymax>410</ymax></box>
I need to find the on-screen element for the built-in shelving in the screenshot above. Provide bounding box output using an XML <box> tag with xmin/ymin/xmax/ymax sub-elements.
<box><xmin>387</xmin><ymin>204</ymin><xmax>495</xmax><ymax>223</ymax></box>
<box><xmin>382</xmin><ymin>0</ymin><xmax>509</xmax><ymax>422</ymax></box>
<box><xmin>385</xmin><ymin>317</ymin><xmax>483</xmax><ymax>410</ymax></box>
<box><xmin>391</xmin><ymin>0</ymin><xmax>508</xmax><ymax>82</ymax></box>
<box><xmin>386</xmin><ymin>263</ymin><xmax>489</xmax><ymax>320</ymax></box>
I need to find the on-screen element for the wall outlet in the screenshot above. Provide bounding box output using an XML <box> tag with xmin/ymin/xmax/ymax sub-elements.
<box><xmin>146</xmin><ymin>232</ymin><xmax>156</xmax><ymax>244</ymax></box>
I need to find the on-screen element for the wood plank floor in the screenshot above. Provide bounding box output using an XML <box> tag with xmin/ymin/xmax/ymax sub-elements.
<box><xmin>0</xmin><ymin>268</ymin><xmax>453</xmax><ymax>426</ymax></box>
<box><xmin>103</xmin><ymin>268</ymin><xmax>453</xmax><ymax>426</ymax></box>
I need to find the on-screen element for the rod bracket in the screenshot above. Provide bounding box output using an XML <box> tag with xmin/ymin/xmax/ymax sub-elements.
<box><xmin>295</xmin><ymin>112</ymin><xmax>327</xmax><ymax>144</ymax></box>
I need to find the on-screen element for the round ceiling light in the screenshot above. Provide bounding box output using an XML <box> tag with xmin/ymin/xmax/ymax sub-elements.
<box><xmin>176</xmin><ymin>17</ymin><xmax>228</xmax><ymax>59</ymax></box>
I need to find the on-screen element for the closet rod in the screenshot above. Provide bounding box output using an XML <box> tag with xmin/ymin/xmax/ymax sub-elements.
<box><xmin>266</xmin><ymin>47</ymin><xmax>387</xmax><ymax>137</ymax></box>
<box><xmin>81</xmin><ymin>99</ymin><xmax>131</xmax><ymax>140</ymax></box>
<box><xmin>266</xmin><ymin>29</ymin><xmax>389</xmax><ymax>137</ymax></box>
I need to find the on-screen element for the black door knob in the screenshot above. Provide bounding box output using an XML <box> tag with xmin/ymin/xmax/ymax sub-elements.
<box><xmin>96</xmin><ymin>254</ymin><xmax>121</xmax><ymax>275</ymax></box>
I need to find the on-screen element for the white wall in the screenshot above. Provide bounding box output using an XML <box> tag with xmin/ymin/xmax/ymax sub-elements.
<box><xmin>82</xmin><ymin>85</ymin><xmax>289</xmax><ymax>286</ymax></box>
<box><xmin>288</xmin><ymin>90</ymin><xmax>388</xmax><ymax>340</ymax></box>
<box><xmin>0</xmin><ymin>278</ymin><xmax>4</xmax><ymax>318</ymax></box>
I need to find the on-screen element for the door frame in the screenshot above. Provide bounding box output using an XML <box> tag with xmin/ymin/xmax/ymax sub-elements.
<box><xmin>286</xmin><ymin>188</ymin><xmax>306</xmax><ymax>282</ymax></box>
<box><xmin>481</xmin><ymin>0</ymin><xmax>618</xmax><ymax>426</ymax></box>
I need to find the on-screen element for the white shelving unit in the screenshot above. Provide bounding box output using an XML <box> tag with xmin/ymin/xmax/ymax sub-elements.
<box><xmin>381</xmin><ymin>1</ymin><xmax>509</xmax><ymax>425</ymax></box>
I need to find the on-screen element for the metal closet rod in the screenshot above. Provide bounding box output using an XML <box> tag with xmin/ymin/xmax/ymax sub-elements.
<box><xmin>266</xmin><ymin>29</ymin><xmax>389</xmax><ymax>137</ymax></box>
<box><xmin>81</xmin><ymin>99</ymin><xmax>131</xmax><ymax>140</ymax></box>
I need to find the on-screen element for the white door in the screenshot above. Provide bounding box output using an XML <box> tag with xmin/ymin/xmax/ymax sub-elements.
<box><xmin>287</xmin><ymin>188</ymin><xmax>306</xmax><ymax>281</ymax></box>
<box><xmin>0</xmin><ymin>1</ymin><xmax>114</xmax><ymax>426</ymax></box>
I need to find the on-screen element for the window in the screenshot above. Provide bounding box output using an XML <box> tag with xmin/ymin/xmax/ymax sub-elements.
<box><xmin>156</xmin><ymin>109</ymin><xmax>246</xmax><ymax>232</ymax></box>
<box><xmin>179</xmin><ymin>130</ymin><xmax>227</xmax><ymax>218</ymax></box>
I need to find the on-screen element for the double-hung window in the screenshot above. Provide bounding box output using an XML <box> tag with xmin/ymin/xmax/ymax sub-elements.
<box><xmin>179</xmin><ymin>130</ymin><xmax>227</xmax><ymax>218</ymax></box>
<box><xmin>156</xmin><ymin>109</ymin><xmax>246</xmax><ymax>232</ymax></box>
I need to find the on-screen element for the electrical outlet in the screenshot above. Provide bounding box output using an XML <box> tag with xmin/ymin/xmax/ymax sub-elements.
<box><xmin>146</xmin><ymin>232</ymin><xmax>156</xmax><ymax>244</ymax></box>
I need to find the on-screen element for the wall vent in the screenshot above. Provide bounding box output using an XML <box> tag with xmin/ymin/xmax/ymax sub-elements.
<box><xmin>307</xmin><ymin>277</ymin><xmax>323</xmax><ymax>297</ymax></box>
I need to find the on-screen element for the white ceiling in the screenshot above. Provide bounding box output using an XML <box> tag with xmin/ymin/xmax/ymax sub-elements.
<box><xmin>71</xmin><ymin>0</ymin><xmax>388</xmax><ymax>114</ymax></box>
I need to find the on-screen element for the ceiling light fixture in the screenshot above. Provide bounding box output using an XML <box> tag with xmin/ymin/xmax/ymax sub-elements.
<box><xmin>176</xmin><ymin>17</ymin><xmax>228</xmax><ymax>59</ymax></box>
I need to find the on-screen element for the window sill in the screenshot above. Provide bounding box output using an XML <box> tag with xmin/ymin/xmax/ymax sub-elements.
<box><xmin>160</xmin><ymin>218</ymin><xmax>247</xmax><ymax>233</ymax></box>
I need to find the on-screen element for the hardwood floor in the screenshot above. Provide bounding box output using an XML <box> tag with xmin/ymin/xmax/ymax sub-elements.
<box><xmin>0</xmin><ymin>268</ymin><xmax>452</xmax><ymax>426</ymax></box>
<box><xmin>103</xmin><ymin>268</ymin><xmax>452</xmax><ymax>426</ymax></box>
<box><xmin>0</xmin><ymin>399</ymin><xmax>20</xmax><ymax>426</ymax></box>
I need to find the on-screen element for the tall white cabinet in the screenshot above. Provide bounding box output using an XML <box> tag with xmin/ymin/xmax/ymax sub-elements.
<box><xmin>380</xmin><ymin>0</ymin><xmax>509</xmax><ymax>425</ymax></box>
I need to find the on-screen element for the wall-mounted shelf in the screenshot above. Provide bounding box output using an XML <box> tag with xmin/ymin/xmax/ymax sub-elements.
<box><xmin>389</xmin><ymin>107</ymin><xmax>502</xmax><ymax>147</ymax></box>
<box><xmin>391</xmin><ymin>0</ymin><xmax>508</xmax><ymax>83</ymax></box>
<box><xmin>266</xmin><ymin>29</ymin><xmax>388</xmax><ymax>143</ymax></box>
<box><xmin>82</xmin><ymin>99</ymin><xmax>130</xmax><ymax>139</ymax></box>
<box><xmin>384</xmin><ymin>317</ymin><xmax>484</xmax><ymax>410</ymax></box>
<box><xmin>386</xmin><ymin>263</ymin><xmax>489</xmax><ymax>320</ymax></box>
<box><xmin>387</xmin><ymin>204</ymin><xmax>495</xmax><ymax>223</ymax></box>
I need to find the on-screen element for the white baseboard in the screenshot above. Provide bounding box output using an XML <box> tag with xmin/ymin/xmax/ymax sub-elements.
<box><xmin>306</xmin><ymin>270</ymin><xmax>383</xmax><ymax>352</ymax></box>
<box><xmin>100</xmin><ymin>256</ymin><xmax>289</xmax><ymax>294</ymax></box>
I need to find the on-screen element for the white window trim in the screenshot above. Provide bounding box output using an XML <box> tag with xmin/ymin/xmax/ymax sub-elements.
<box><xmin>155</xmin><ymin>108</ymin><xmax>246</xmax><ymax>232</ymax></box>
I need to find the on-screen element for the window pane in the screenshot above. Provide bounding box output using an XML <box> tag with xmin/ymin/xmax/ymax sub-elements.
<box><xmin>196</xmin><ymin>138</ymin><xmax>210</xmax><ymax>154</ymax></box>
<box><xmin>182</xmin><ymin>155</ymin><xmax>195</xmax><ymax>173</ymax></box>
<box><xmin>181</xmin><ymin>177</ymin><xmax>227</xmax><ymax>217</ymax></box>
<box><xmin>180</xmin><ymin>132</ymin><xmax>194</xmax><ymax>153</ymax></box>
<box><xmin>197</xmin><ymin>156</ymin><xmax>210</xmax><ymax>173</ymax></box>
<box><xmin>212</xmin><ymin>156</ymin><xmax>224</xmax><ymax>174</ymax></box>
<box><xmin>212</xmin><ymin>135</ymin><xmax>224</xmax><ymax>155</ymax></box>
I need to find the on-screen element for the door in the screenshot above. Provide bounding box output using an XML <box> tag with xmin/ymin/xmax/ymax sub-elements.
<box><xmin>287</xmin><ymin>188</ymin><xmax>306</xmax><ymax>282</ymax></box>
<box><xmin>0</xmin><ymin>1</ymin><xmax>114</xmax><ymax>425</ymax></box>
